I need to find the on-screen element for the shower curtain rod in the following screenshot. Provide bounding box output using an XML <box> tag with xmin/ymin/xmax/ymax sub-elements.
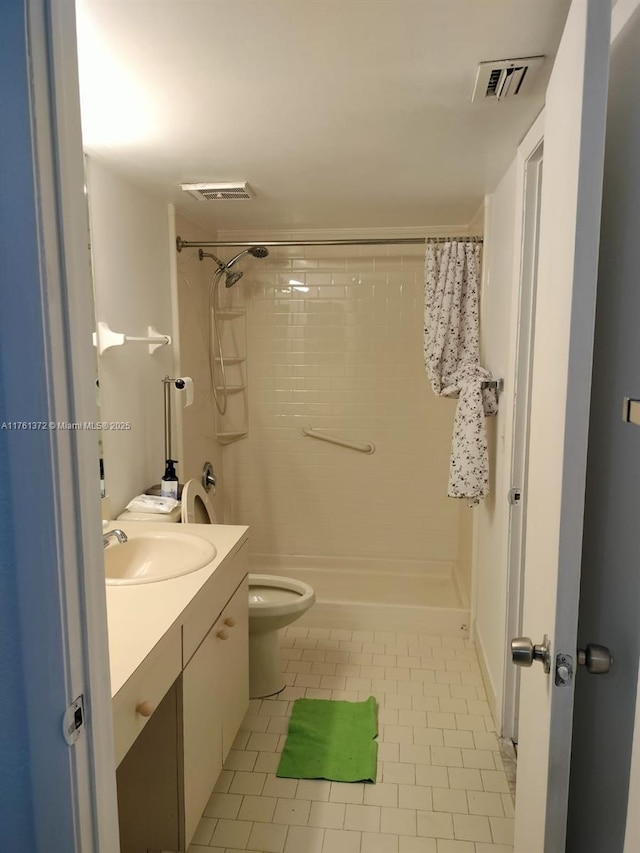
<box><xmin>176</xmin><ymin>236</ymin><xmax>483</xmax><ymax>251</ymax></box>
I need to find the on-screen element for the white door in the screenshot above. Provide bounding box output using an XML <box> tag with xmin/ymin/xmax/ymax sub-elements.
<box><xmin>513</xmin><ymin>1</ymin><xmax>610</xmax><ymax>851</ymax></box>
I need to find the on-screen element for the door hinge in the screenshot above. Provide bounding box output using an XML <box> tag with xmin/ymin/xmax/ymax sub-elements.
<box><xmin>63</xmin><ymin>695</ymin><xmax>85</xmax><ymax>745</ymax></box>
<box><xmin>555</xmin><ymin>654</ymin><xmax>574</xmax><ymax>687</ymax></box>
<box><xmin>508</xmin><ymin>488</ymin><xmax>522</xmax><ymax>505</ymax></box>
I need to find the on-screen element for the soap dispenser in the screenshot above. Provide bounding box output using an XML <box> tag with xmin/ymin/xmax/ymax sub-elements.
<box><xmin>161</xmin><ymin>459</ymin><xmax>179</xmax><ymax>499</ymax></box>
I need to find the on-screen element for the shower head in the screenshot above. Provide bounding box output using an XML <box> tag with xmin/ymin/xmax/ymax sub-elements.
<box><xmin>226</xmin><ymin>245</ymin><xmax>270</xmax><ymax>268</ymax></box>
<box><xmin>225</xmin><ymin>270</ymin><xmax>244</xmax><ymax>288</ymax></box>
<box><xmin>199</xmin><ymin>244</ymin><xmax>269</xmax><ymax>287</ymax></box>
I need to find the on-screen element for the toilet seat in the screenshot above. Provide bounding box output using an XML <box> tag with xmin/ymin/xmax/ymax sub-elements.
<box><xmin>248</xmin><ymin>574</ymin><xmax>315</xmax><ymax>620</ymax></box>
<box><xmin>181</xmin><ymin>478</ymin><xmax>217</xmax><ymax>524</ymax></box>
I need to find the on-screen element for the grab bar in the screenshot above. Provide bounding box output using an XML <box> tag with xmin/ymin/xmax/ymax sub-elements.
<box><xmin>301</xmin><ymin>425</ymin><xmax>375</xmax><ymax>455</ymax></box>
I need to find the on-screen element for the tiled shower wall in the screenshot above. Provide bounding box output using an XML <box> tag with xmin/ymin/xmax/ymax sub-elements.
<box><xmin>222</xmin><ymin>246</ymin><xmax>463</xmax><ymax>574</ymax></box>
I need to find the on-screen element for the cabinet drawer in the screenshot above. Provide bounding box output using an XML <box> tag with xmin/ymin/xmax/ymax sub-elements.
<box><xmin>182</xmin><ymin>541</ymin><xmax>248</xmax><ymax>665</ymax></box>
<box><xmin>113</xmin><ymin>624</ymin><xmax>181</xmax><ymax>766</ymax></box>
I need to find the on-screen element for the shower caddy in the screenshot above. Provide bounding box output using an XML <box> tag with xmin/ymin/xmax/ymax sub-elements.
<box><xmin>214</xmin><ymin>305</ymin><xmax>248</xmax><ymax>444</ymax></box>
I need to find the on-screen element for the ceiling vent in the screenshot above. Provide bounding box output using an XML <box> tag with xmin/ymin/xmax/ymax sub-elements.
<box><xmin>180</xmin><ymin>181</ymin><xmax>254</xmax><ymax>201</ymax></box>
<box><xmin>471</xmin><ymin>56</ymin><xmax>545</xmax><ymax>102</ymax></box>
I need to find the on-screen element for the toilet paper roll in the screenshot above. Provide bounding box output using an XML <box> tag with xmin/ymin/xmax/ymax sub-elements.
<box><xmin>176</xmin><ymin>376</ymin><xmax>194</xmax><ymax>407</ymax></box>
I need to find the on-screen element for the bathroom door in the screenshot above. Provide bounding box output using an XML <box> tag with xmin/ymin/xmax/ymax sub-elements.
<box><xmin>512</xmin><ymin>1</ymin><xmax>610</xmax><ymax>851</ymax></box>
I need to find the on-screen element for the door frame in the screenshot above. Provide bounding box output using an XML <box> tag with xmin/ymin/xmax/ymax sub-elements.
<box><xmin>501</xmin><ymin>114</ymin><xmax>545</xmax><ymax>743</ymax></box>
<box><xmin>1</xmin><ymin>0</ymin><xmax>119</xmax><ymax>848</ymax></box>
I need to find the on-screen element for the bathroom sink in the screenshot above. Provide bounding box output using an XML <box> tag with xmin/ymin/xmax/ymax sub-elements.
<box><xmin>104</xmin><ymin>531</ymin><xmax>216</xmax><ymax>585</ymax></box>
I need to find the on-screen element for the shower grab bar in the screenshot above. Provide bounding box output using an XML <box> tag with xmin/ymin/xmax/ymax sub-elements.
<box><xmin>301</xmin><ymin>425</ymin><xmax>375</xmax><ymax>455</ymax></box>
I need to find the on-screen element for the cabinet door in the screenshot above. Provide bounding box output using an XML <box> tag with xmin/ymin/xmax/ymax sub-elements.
<box><xmin>116</xmin><ymin>681</ymin><xmax>181</xmax><ymax>853</ymax></box>
<box><xmin>217</xmin><ymin>577</ymin><xmax>250</xmax><ymax>760</ymax></box>
<box><xmin>182</xmin><ymin>625</ymin><xmax>223</xmax><ymax>846</ymax></box>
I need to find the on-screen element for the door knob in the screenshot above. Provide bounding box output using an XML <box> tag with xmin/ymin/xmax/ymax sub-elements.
<box><xmin>578</xmin><ymin>643</ymin><xmax>613</xmax><ymax>674</ymax></box>
<box><xmin>511</xmin><ymin>635</ymin><xmax>551</xmax><ymax>673</ymax></box>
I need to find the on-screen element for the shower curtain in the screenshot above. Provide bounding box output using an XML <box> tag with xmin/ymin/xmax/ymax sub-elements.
<box><xmin>423</xmin><ymin>240</ymin><xmax>497</xmax><ymax>503</ymax></box>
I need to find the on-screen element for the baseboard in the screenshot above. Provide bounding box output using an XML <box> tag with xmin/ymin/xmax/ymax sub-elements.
<box><xmin>472</xmin><ymin>620</ymin><xmax>499</xmax><ymax>725</ymax></box>
<box><xmin>298</xmin><ymin>600</ymin><xmax>470</xmax><ymax>637</ymax></box>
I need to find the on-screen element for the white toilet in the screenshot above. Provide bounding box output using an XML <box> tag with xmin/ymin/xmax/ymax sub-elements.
<box><xmin>118</xmin><ymin>478</ymin><xmax>316</xmax><ymax>699</ymax></box>
<box><xmin>180</xmin><ymin>483</ymin><xmax>316</xmax><ymax>698</ymax></box>
<box><xmin>248</xmin><ymin>574</ymin><xmax>315</xmax><ymax>699</ymax></box>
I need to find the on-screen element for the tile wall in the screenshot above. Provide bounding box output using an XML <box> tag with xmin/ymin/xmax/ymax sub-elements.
<box><xmin>223</xmin><ymin>246</ymin><xmax>461</xmax><ymax>571</ymax></box>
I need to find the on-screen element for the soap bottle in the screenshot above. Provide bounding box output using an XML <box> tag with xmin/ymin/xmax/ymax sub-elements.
<box><xmin>161</xmin><ymin>459</ymin><xmax>179</xmax><ymax>499</ymax></box>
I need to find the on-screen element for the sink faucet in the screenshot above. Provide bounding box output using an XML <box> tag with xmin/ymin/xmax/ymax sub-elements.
<box><xmin>103</xmin><ymin>528</ymin><xmax>128</xmax><ymax>549</ymax></box>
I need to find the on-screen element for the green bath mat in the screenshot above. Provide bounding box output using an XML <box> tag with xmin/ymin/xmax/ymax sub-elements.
<box><xmin>277</xmin><ymin>697</ymin><xmax>378</xmax><ymax>783</ymax></box>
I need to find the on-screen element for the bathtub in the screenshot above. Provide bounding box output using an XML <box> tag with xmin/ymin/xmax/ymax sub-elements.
<box><xmin>249</xmin><ymin>553</ymin><xmax>470</xmax><ymax>637</ymax></box>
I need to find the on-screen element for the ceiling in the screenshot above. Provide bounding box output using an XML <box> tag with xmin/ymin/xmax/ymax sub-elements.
<box><xmin>75</xmin><ymin>0</ymin><xmax>571</xmax><ymax>233</ymax></box>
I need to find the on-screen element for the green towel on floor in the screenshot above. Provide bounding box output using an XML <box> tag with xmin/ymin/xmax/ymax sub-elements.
<box><xmin>276</xmin><ymin>697</ymin><xmax>378</xmax><ymax>783</ymax></box>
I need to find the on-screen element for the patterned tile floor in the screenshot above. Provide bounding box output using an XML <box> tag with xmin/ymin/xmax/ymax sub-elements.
<box><xmin>187</xmin><ymin>627</ymin><xmax>515</xmax><ymax>853</ymax></box>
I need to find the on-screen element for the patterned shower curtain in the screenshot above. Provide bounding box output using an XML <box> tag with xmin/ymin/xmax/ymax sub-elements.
<box><xmin>423</xmin><ymin>240</ymin><xmax>498</xmax><ymax>504</ymax></box>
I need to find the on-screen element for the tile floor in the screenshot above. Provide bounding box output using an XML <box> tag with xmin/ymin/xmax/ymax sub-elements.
<box><xmin>187</xmin><ymin>627</ymin><xmax>514</xmax><ymax>853</ymax></box>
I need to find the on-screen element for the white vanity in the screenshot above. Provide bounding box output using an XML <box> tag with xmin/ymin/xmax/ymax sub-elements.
<box><xmin>104</xmin><ymin>521</ymin><xmax>249</xmax><ymax>852</ymax></box>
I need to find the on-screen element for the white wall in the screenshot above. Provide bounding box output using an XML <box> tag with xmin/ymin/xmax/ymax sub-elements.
<box><xmin>473</xmin><ymin>162</ymin><xmax>518</xmax><ymax>717</ymax></box>
<box><xmin>174</xmin><ymin>216</ymin><xmax>226</xmax><ymax>522</ymax></box>
<box><xmin>87</xmin><ymin>160</ymin><xmax>174</xmax><ymax>515</ymax></box>
<box><xmin>221</xmin><ymin>240</ymin><xmax>461</xmax><ymax>574</ymax></box>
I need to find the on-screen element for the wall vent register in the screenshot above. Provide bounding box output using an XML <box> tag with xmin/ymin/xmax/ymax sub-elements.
<box><xmin>472</xmin><ymin>56</ymin><xmax>545</xmax><ymax>102</ymax></box>
<box><xmin>180</xmin><ymin>181</ymin><xmax>254</xmax><ymax>201</ymax></box>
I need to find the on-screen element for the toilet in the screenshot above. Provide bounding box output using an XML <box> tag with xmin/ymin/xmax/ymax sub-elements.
<box><xmin>180</xmin><ymin>483</ymin><xmax>316</xmax><ymax>698</ymax></box>
<box><xmin>118</xmin><ymin>476</ymin><xmax>315</xmax><ymax>697</ymax></box>
<box><xmin>248</xmin><ymin>574</ymin><xmax>315</xmax><ymax>699</ymax></box>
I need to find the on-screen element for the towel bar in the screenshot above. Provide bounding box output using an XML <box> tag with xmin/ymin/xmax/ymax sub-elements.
<box><xmin>481</xmin><ymin>379</ymin><xmax>504</xmax><ymax>392</ymax></box>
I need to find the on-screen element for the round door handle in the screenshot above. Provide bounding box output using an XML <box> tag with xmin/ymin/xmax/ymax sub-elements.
<box><xmin>224</xmin><ymin>616</ymin><xmax>236</xmax><ymax>628</ymax></box>
<box><xmin>135</xmin><ymin>700</ymin><xmax>155</xmax><ymax>717</ymax></box>
<box><xmin>511</xmin><ymin>635</ymin><xmax>551</xmax><ymax>673</ymax></box>
<box><xmin>578</xmin><ymin>643</ymin><xmax>613</xmax><ymax>674</ymax></box>
<box><xmin>217</xmin><ymin>628</ymin><xmax>229</xmax><ymax>640</ymax></box>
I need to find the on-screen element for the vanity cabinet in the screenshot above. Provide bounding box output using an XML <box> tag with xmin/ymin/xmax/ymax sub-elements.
<box><xmin>183</xmin><ymin>577</ymin><xmax>249</xmax><ymax>842</ymax></box>
<box><xmin>114</xmin><ymin>539</ymin><xmax>249</xmax><ymax>853</ymax></box>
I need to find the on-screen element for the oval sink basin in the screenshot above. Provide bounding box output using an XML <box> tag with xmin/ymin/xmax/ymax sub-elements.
<box><xmin>105</xmin><ymin>532</ymin><xmax>216</xmax><ymax>585</ymax></box>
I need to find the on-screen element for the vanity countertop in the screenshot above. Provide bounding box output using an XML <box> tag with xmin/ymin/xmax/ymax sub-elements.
<box><xmin>104</xmin><ymin>520</ymin><xmax>248</xmax><ymax>698</ymax></box>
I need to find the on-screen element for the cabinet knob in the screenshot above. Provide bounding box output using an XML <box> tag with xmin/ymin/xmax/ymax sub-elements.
<box><xmin>224</xmin><ymin>617</ymin><xmax>236</xmax><ymax>628</ymax></box>
<box><xmin>135</xmin><ymin>700</ymin><xmax>155</xmax><ymax>717</ymax></box>
<box><xmin>217</xmin><ymin>629</ymin><xmax>230</xmax><ymax>640</ymax></box>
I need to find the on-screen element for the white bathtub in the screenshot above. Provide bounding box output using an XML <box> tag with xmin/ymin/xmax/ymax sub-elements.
<box><xmin>249</xmin><ymin>553</ymin><xmax>470</xmax><ymax>637</ymax></box>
